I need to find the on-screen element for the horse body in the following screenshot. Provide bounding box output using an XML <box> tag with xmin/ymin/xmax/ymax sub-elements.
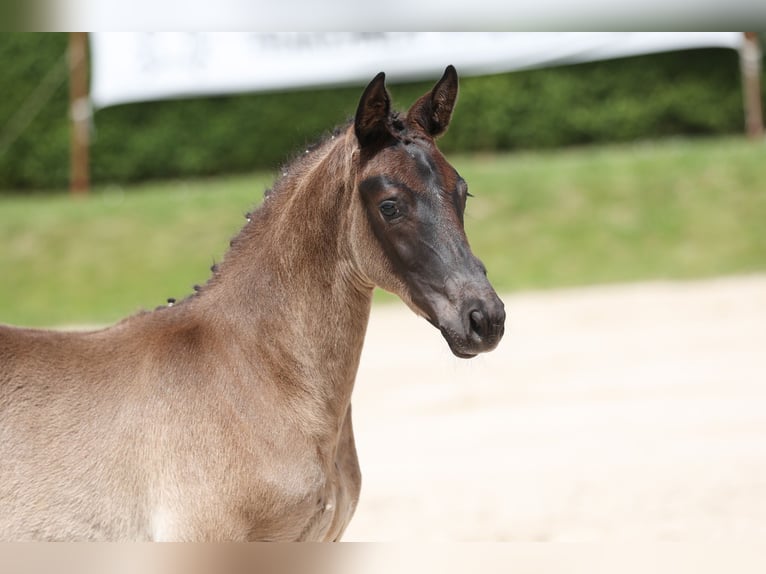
<box><xmin>0</xmin><ymin>66</ymin><xmax>504</xmax><ymax>541</ymax></box>
<box><xmin>1</xmin><ymin>132</ymin><xmax>365</xmax><ymax>541</ymax></box>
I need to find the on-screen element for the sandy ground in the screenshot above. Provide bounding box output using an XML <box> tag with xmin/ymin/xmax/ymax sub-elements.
<box><xmin>343</xmin><ymin>274</ymin><xmax>766</xmax><ymax>541</ymax></box>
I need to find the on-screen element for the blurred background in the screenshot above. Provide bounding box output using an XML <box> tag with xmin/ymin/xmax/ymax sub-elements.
<box><xmin>1</xmin><ymin>32</ymin><xmax>765</xmax><ymax>541</ymax></box>
<box><xmin>0</xmin><ymin>32</ymin><xmax>763</xmax><ymax>325</ymax></box>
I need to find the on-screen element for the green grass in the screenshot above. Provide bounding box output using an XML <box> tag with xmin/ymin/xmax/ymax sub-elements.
<box><xmin>1</xmin><ymin>137</ymin><xmax>765</xmax><ymax>327</ymax></box>
<box><xmin>0</xmin><ymin>175</ymin><xmax>273</xmax><ymax>326</ymax></box>
<box><xmin>457</xmin><ymin>137</ymin><xmax>766</xmax><ymax>291</ymax></box>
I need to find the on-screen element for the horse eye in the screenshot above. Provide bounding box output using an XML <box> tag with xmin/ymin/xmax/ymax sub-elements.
<box><xmin>379</xmin><ymin>200</ymin><xmax>400</xmax><ymax>219</ymax></box>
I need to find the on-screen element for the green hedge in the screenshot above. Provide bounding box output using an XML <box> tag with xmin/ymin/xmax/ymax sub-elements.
<box><xmin>0</xmin><ymin>34</ymin><xmax>71</xmax><ymax>191</ymax></box>
<box><xmin>0</xmin><ymin>33</ymin><xmax>759</xmax><ymax>192</ymax></box>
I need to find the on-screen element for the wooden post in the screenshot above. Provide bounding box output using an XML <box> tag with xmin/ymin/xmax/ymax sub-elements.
<box><xmin>69</xmin><ymin>32</ymin><xmax>90</xmax><ymax>196</ymax></box>
<box><xmin>741</xmin><ymin>32</ymin><xmax>764</xmax><ymax>140</ymax></box>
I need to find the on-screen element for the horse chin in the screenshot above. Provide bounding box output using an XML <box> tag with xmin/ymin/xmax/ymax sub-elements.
<box><xmin>440</xmin><ymin>329</ymin><xmax>479</xmax><ymax>359</ymax></box>
<box><xmin>427</xmin><ymin>317</ymin><xmax>479</xmax><ymax>359</ymax></box>
<box><xmin>449</xmin><ymin>347</ymin><xmax>478</xmax><ymax>360</ymax></box>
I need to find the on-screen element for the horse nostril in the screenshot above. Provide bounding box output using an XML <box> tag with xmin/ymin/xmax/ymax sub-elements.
<box><xmin>469</xmin><ymin>309</ymin><xmax>486</xmax><ymax>339</ymax></box>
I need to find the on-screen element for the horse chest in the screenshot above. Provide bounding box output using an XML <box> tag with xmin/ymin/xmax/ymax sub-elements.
<box><xmin>242</xmin><ymin>409</ymin><xmax>362</xmax><ymax>541</ymax></box>
<box><xmin>150</xmin><ymin>428</ymin><xmax>360</xmax><ymax>541</ymax></box>
<box><xmin>291</xmin><ymin>470</ymin><xmax>351</xmax><ymax>541</ymax></box>
<box><xmin>254</xmin><ymin>443</ymin><xmax>360</xmax><ymax>541</ymax></box>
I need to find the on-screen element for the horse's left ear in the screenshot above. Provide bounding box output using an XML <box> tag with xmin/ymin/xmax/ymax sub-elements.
<box><xmin>408</xmin><ymin>65</ymin><xmax>459</xmax><ymax>137</ymax></box>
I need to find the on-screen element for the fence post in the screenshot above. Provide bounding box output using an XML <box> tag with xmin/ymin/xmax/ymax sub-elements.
<box><xmin>69</xmin><ymin>32</ymin><xmax>90</xmax><ymax>196</ymax></box>
<box><xmin>741</xmin><ymin>32</ymin><xmax>764</xmax><ymax>140</ymax></box>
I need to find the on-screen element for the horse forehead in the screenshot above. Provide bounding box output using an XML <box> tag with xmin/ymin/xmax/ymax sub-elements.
<box><xmin>386</xmin><ymin>139</ymin><xmax>458</xmax><ymax>193</ymax></box>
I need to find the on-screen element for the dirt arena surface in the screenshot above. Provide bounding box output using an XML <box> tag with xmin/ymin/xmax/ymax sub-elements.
<box><xmin>344</xmin><ymin>274</ymin><xmax>766</xmax><ymax>541</ymax></box>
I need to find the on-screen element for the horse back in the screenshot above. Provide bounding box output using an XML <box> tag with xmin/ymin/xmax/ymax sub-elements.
<box><xmin>0</xmin><ymin>323</ymin><xmax>124</xmax><ymax>401</ymax></box>
<box><xmin>0</xmin><ymin>323</ymin><xmax>145</xmax><ymax>539</ymax></box>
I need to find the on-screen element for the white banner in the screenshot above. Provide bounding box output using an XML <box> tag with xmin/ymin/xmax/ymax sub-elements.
<box><xmin>90</xmin><ymin>32</ymin><xmax>744</xmax><ymax>109</ymax></box>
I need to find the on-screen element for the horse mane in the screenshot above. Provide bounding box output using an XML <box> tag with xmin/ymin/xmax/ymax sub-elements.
<box><xmin>266</xmin><ymin>110</ymin><xmax>406</xmax><ymax>202</ymax></box>
<box><xmin>142</xmin><ymin>110</ymin><xmax>411</xmax><ymax>316</ymax></box>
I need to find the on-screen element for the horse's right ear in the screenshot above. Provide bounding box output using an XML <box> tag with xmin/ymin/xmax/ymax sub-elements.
<box><xmin>355</xmin><ymin>72</ymin><xmax>392</xmax><ymax>148</ymax></box>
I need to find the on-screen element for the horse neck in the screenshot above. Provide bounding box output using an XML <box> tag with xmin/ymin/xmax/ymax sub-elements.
<box><xmin>195</xmin><ymin>129</ymin><xmax>372</xmax><ymax>431</ymax></box>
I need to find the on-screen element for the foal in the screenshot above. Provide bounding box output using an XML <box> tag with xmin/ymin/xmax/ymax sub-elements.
<box><xmin>0</xmin><ymin>66</ymin><xmax>505</xmax><ymax>541</ymax></box>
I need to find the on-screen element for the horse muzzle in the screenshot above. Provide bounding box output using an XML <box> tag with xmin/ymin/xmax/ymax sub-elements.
<box><xmin>433</xmin><ymin>292</ymin><xmax>506</xmax><ymax>359</ymax></box>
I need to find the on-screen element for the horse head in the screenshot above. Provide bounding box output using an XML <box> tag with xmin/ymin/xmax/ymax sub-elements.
<box><xmin>351</xmin><ymin>66</ymin><xmax>505</xmax><ymax>358</ymax></box>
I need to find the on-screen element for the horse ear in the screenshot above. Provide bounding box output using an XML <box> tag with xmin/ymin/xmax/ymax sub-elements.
<box><xmin>355</xmin><ymin>72</ymin><xmax>392</xmax><ymax>148</ymax></box>
<box><xmin>408</xmin><ymin>65</ymin><xmax>458</xmax><ymax>137</ymax></box>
